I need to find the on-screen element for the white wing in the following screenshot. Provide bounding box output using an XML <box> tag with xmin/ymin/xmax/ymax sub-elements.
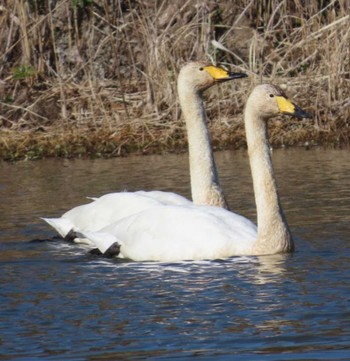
<box><xmin>42</xmin><ymin>191</ymin><xmax>191</xmax><ymax>239</ymax></box>
<box><xmin>81</xmin><ymin>204</ymin><xmax>257</xmax><ymax>261</ymax></box>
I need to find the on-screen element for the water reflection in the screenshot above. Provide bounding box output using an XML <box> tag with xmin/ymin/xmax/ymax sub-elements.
<box><xmin>250</xmin><ymin>254</ymin><xmax>289</xmax><ymax>284</ymax></box>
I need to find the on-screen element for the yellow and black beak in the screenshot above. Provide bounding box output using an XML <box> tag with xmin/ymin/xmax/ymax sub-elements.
<box><xmin>202</xmin><ymin>65</ymin><xmax>247</xmax><ymax>83</ymax></box>
<box><xmin>276</xmin><ymin>96</ymin><xmax>312</xmax><ymax>119</ymax></box>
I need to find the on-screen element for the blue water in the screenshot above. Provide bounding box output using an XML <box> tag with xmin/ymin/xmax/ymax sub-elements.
<box><xmin>1</xmin><ymin>148</ymin><xmax>350</xmax><ymax>360</ymax></box>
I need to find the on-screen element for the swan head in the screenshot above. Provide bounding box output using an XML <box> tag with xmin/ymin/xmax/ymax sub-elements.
<box><xmin>247</xmin><ymin>84</ymin><xmax>312</xmax><ymax>120</ymax></box>
<box><xmin>178</xmin><ymin>62</ymin><xmax>247</xmax><ymax>93</ymax></box>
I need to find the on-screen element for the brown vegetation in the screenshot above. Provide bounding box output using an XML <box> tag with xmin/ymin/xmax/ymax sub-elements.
<box><xmin>0</xmin><ymin>0</ymin><xmax>349</xmax><ymax>160</ymax></box>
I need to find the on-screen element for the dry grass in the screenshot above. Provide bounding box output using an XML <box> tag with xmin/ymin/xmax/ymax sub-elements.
<box><xmin>0</xmin><ymin>0</ymin><xmax>349</xmax><ymax>160</ymax></box>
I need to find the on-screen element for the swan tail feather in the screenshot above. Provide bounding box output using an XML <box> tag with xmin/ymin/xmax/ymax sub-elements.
<box><xmin>77</xmin><ymin>230</ymin><xmax>121</xmax><ymax>256</ymax></box>
<box><xmin>41</xmin><ymin>217</ymin><xmax>74</xmax><ymax>239</ymax></box>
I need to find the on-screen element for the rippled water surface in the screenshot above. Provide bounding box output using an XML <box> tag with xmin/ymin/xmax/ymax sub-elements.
<box><xmin>1</xmin><ymin>148</ymin><xmax>350</xmax><ymax>360</ymax></box>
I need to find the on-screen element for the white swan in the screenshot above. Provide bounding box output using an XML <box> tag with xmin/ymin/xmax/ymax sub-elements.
<box><xmin>42</xmin><ymin>62</ymin><xmax>247</xmax><ymax>240</ymax></box>
<box><xmin>79</xmin><ymin>84</ymin><xmax>311</xmax><ymax>261</ymax></box>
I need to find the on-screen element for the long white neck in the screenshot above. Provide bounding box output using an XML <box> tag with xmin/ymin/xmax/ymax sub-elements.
<box><xmin>179</xmin><ymin>86</ymin><xmax>228</xmax><ymax>209</ymax></box>
<box><xmin>244</xmin><ymin>105</ymin><xmax>294</xmax><ymax>254</ymax></box>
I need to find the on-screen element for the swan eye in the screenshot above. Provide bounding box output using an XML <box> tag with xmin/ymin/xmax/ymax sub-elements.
<box><xmin>269</xmin><ymin>94</ymin><xmax>274</xmax><ymax>98</ymax></box>
<box><xmin>199</xmin><ymin>67</ymin><xmax>204</xmax><ymax>71</ymax></box>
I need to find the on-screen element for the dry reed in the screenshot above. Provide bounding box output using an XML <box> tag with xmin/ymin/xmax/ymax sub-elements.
<box><xmin>0</xmin><ymin>0</ymin><xmax>349</xmax><ymax>160</ymax></box>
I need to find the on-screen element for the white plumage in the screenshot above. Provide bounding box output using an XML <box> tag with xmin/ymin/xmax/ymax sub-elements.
<box><xmin>42</xmin><ymin>191</ymin><xmax>191</xmax><ymax>239</ymax></box>
<box><xmin>82</xmin><ymin>205</ymin><xmax>257</xmax><ymax>261</ymax></box>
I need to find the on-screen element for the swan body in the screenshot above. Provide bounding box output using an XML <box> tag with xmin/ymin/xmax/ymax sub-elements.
<box><xmin>42</xmin><ymin>63</ymin><xmax>247</xmax><ymax>240</ymax></box>
<box><xmin>80</xmin><ymin>84</ymin><xmax>311</xmax><ymax>261</ymax></box>
<box><xmin>81</xmin><ymin>205</ymin><xmax>258</xmax><ymax>261</ymax></box>
<box><xmin>42</xmin><ymin>191</ymin><xmax>191</xmax><ymax>239</ymax></box>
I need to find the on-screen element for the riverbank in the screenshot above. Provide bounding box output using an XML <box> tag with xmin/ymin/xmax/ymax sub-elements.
<box><xmin>0</xmin><ymin>118</ymin><xmax>345</xmax><ymax>161</ymax></box>
<box><xmin>1</xmin><ymin>1</ymin><xmax>348</xmax><ymax>160</ymax></box>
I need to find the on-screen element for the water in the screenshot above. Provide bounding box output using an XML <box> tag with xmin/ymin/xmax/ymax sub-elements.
<box><xmin>1</xmin><ymin>148</ymin><xmax>350</xmax><ymax>360</ymax></box>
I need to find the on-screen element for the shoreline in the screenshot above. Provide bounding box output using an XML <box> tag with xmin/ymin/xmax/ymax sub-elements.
<box><xmin>1</xmin><ymin>123</ymin><xmax>346</xmax><ymax>162</ymax></box>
